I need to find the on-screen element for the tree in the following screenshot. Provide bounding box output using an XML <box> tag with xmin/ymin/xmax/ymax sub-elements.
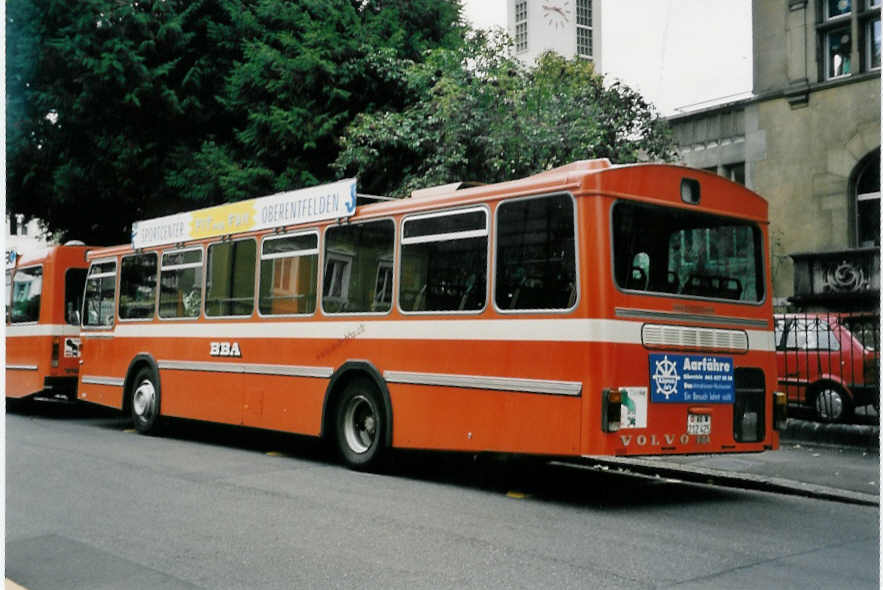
<box><xmin>167</xmin><ymin>0</ymin><xmax>464</xmax><ymax>203</ymax></box>
<box><xmin>6</xmin><ymin>0</ymin><xmax>464</xmax><ymax>243</ymax></box>
<box><xmin>7</xmin><ymin>0</ymin><xmax>244</xmax><ymax>243</ymax></box>
<box><xmin>333</xmin><ymin>31</ymin><xmax>677</xmax><ymax>197</ymax></box>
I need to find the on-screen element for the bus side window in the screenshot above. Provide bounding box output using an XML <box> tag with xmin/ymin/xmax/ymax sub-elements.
<box><xmin>118</xmin><ymin>253</ymin><xmax>157</xmax><ymax>320</ymax></box>
<box><xmin>400</xmin><ymin>207</ymin><xmax>488</xmax><ymax>313</ymax></box>
<box><xmin>159</xmin><ymin>249</ymin><xmax>203</xmax><ymax>319</ymax></box>
<box><xmin>323</xmin><ymin>220</ymin><xmax>394</xmax><ymax>314</ymax></box>
<box><xmin>259</xmin><ymin>232</ymin><xmax>318</xmax><ymax>316</ymax></box>
<box><xmin>495</xmin><ymin>193</ymin><xmax>577</xmax><ymax>311</ymax></box>
<box><xmin>206</xmin><ymin>239</ymin><xmax>256</xmax><ymax>317</ymax></box>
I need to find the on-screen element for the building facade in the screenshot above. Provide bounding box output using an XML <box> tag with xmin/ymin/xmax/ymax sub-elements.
<box><xmin>507</xmin><ymin>0</ymin><xmax>602</xmax><ymax>71</ymax></box>
<box><xmin>670</xmin><ymin>0</ymin><xmax>880</xmax><ymax>307</ymax></box>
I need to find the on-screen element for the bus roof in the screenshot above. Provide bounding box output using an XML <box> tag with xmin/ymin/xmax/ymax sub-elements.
<box><xmin>89</xmin><ymin>159</ymin><xmax>768</xmax><ymax>260</ymax></box>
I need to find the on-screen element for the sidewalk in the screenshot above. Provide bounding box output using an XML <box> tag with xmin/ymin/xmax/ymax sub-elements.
<box><xmin>575</xmin><ymin>415</ymin><xmax>880</xmax><ymax>506</ymax></box>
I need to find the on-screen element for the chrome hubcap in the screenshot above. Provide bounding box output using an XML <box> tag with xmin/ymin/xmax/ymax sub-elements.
<box><xmin>815</xmin><ymin>388</ymin><xmax>843</xmax><ymax>420</ymax></box>
<box><xmin>133</xmin><ymin>379</ymin><xmax>156</xmax><ymax>421</ymax></box>
<box><xmin>343</xmin><ymin>395</ymin><xmax>377</xmax><ymax>454</ymax></box>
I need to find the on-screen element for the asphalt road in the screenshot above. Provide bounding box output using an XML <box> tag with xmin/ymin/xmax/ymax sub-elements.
<box><xmin>6</xmin><ymin>403</ymin><xmax>880</xmax><ymax>590</ymax></box>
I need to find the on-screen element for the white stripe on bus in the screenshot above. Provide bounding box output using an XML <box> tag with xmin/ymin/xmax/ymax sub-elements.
<box><xmin>7</xmin><ymin>324</ymin><xmax>81</xmax><ymax>337</ymax></box>
<box><xmin>80</xmin><ymin>319</ymin><xmax>774</xmax><ymax>351</ymax></box>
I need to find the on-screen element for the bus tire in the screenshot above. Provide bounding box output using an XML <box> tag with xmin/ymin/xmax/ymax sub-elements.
<box><xmin>130</xmin><ymin>366</ymin><xmax>162</xmax><ymax>434</ymax></box>
<box><xmin>335</xmin><ymin>377</ymin><xmax>387</xmax><ymax>471</ymax></box>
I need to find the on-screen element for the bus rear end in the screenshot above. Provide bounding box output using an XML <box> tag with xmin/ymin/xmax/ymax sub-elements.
<box><xmin>6</xmin><ymin>244</ymin><xmax>89</xmax><ymax>402</ymax></box>
<box><xmin>586</xmin><ymin>166</ymin><xmax>783</xmax><ymax>456</ymax></box>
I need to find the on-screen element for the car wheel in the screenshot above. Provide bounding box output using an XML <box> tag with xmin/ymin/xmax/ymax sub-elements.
<box><xmin>813</xmin><ymin>384</ymin><xmax>852</xmax><ymax>423</ymax></box>
<box><xmin>130</xmin><ymin>367</ymin><xmax>162</xmax><ymax>434</ymax></box>
<box><xmin>335</xmin><ymin>377</ymin><xmax>386</xmax><ymax>471</ymax></box>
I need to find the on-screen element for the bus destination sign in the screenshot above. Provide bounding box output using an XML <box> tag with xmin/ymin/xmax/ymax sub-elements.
<box><xmin>649</xmin><ymin>353</ymin><xmax>735</xmax><ymax>404</ymax></box>
<box><xmin>131</xmin><ymin>178</ymin><xmax>357</xmax><ymax>249</ymax></box>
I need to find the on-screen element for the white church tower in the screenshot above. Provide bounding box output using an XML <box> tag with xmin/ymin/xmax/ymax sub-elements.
<box><xmin>507</xmin><ymin>0</ymin><xmax>602</xmax><ymax>71</ymax></box>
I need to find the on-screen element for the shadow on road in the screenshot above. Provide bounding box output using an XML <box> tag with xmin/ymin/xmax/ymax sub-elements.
<box><xmin>7</xmin><ymin>399</ymin><xmax>743</xmax><ymax>509</ymax></box>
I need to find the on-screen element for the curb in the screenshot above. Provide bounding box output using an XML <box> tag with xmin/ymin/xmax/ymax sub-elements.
<box><xmin>781</xmin><ymin>418</ymin><xmax>880</xmax><ymax>450</ymax></box>
<box><xmin>558</xmin><ymin>456</ymin><xmax>879</xmax><ymax>506</ymax></box>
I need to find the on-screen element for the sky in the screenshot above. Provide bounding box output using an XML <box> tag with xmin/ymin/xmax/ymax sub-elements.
<box><xmin>460</xmin><ymin>0</ymin><xmax>753</xmax><ymax>116</ymax></box>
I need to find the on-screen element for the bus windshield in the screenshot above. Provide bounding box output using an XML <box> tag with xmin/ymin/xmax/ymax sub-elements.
<box><xmin>612</xmin><ymin>201</ymin><xmax>765</xmax><ymax>302</ymax></box>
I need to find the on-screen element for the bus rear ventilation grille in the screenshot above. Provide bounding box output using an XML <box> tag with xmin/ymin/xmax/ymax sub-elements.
<box><xmin>641</xmin><ymin>324</ymin><xmax>749</xmax><ymax>353</ymax></box>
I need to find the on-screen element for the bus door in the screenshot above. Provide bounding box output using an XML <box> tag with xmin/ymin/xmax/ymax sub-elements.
<box><xmin>80</xmin><ymin>259</ymin><xmax>120</xmax><ymax>406</ymax></box>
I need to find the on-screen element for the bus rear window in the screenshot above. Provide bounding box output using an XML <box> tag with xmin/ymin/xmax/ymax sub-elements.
<box><xmin>11</xmin><ymin>266</ymin><xmax>43</xmax><ymax>323</ymax></box>
<box><xmin>612</xmin><ymin>201</ymin><xmax>764</xmax><ymax>302</ymax></box>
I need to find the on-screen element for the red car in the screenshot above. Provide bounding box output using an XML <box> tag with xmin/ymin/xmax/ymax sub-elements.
<box><xmin>774</xmin><ymin>313</ymin><xmax>879</xmax><ymax>422</ymax></box>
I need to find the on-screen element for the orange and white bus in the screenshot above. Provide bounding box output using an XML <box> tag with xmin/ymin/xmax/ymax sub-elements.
<box><xmin>77</xmin><ymin>160</ymin><xmax>785</xmax><ymax>469</ymax></box>
<box><xmin>7</xmin><ymin>243</ymin><xmax>90</xmax><ymax>402</ymax></box>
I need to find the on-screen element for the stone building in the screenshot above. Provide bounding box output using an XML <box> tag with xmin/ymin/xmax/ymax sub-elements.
<box><xmin>669</xmin><ymin>0</ymin><xmax>880</xmax><ymax>308</ymax></box>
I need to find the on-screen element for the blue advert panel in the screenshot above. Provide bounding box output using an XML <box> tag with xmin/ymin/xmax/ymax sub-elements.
<box><xmin>649</xmin><ymin>353</ymin><xmax>735</xmax><ymax>403</ymax></box>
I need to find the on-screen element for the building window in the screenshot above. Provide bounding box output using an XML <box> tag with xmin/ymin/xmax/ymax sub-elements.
<box><xmin>576</xmin><ymin>0</ymin><xmax>593</xmax><ymax>58</ymax></box>
<box><xmin>723</xmin><ymin>162</ymin><xmax>746</xmax><ymax>185</ymax></box>
<box><xmin>819</xmin><ymin>0</ymin><xmax>881</xmax><ymax>77</ymax></box>
<box><xmin>826</xmin><ymin>27</ymin><xmax>853</xmax><ymax>77</ymax></box>
<box><xmin>826</xmin><ymin>0</ymin><xmax>852</xmax><ymax>19</ymax></box>
<box><xmin>864</xmin><ymin>0</ymin><xmax>881</xmax><ymax>69</ymax></box>
<box><xmin>855</xmin><ymin>149</ymin><xmax>881</xmax><ymax>247</ymax></box>
<box><xmin>515</xmin><ymin>1</ymin><xmax>528</xmax><ymax>53</ymax></box>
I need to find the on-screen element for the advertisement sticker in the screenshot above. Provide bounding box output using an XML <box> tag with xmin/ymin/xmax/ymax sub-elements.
<box><xmin>649</xmin><ymin>353</ymin><xmax>734</xmax><ymax>403</ymax></box>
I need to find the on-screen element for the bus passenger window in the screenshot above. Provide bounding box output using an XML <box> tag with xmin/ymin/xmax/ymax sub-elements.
<box><xmin>10</xmin><ymin>266</ymin><xmax>43</xmax><ymax>323</ymax></box>
<box><xmin>83</xmin><ymin>261</ymin><xmax>116</xmax><ymax>327</ymax></box>
<box><xmin>206</xmin><ymin>239</ymin><xmax>256</xmax><ymax>317</ymax></box>
<box><xmin>159</xmin><ymin>249</ymin><xmax>203</xmax><ymax>319</ymax></box>
<box><xmin>65</xmin><ymin>268</ymin><xmax>87</xmax><ymax>325</ymax></box>
<box><xmin>119</xmin><ymin>253</ymin><xmax>157</xmax><ymax>320</ymax></box>
<box><xmin>323</xmin><ymin>219</ymin><xmax>394</xmax><ymax>314</ymax></box>
<box><xmin>400</xmin><ymin>207</ymin><xmax>488</xmax><ymax>313</ymax></box>
<box><xmin>495</xmin><ymin>194</ymin><xmax>577</xmax><ymax>311</ymax></box>
<box><xmin>259</xmin><ymin>232</ymin><xmax>318</xmax><ymax>315</ymax></box>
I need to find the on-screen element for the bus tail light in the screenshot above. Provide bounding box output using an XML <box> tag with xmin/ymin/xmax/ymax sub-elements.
<box><xmin>51</xmin><ymin>337</ymin><xmax>60</xmax><ymax>368</ymax></box>
<box><xmin>773</xmin><ymin>391</ymin><xmax>787</xmax><ymax>431</ymax></box>
<box><xmin>602</xmin><ymin>388</ymin><xmax>622</xmax><ymax>432</ymax></box>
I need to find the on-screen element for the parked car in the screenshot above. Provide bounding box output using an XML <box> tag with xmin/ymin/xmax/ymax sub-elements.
<box><xmin>774</xmin><ymin>312</ymin><xmax>879</xmax><ymax>422</ymax></box>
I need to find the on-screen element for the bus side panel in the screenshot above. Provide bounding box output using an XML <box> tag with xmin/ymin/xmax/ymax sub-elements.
<box><xmin>382</xmin><ymin>338</ymin><xmax>585</xmax><ymax>455</ymax></box>
<box><xmin>6</xmin><ymin>336</ymin><xmax>46</xmax><ymax>398</ymax></box>
<box><xmin>244</xmin><ymin>375</ymin><xmax>325</xmax><ymax>436</ymax></box>
<box><xmin>159</xmin><ymin>367</ymin><xmax>245</xmax><ymax>426</ymax></box>
<box><xmin>390</xmin><ymin>383</ymin><xmax>581</xmax><ymax>455</ymax></box>
<box><xmin>78</xmin><ymin>335</ymin><xmax>123</xmax><ymax>408</ymax></box>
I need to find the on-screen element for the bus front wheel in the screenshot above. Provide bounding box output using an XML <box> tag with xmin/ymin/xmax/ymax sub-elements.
<box><xmin>130</xmin><ymin>367</ymin><xmax>162</xmax><ymax>434</ymax></box>
<box><xmin>335</xmin><ymin>377</ymin><xmax>386</xmax><ymax>471</ymax></box>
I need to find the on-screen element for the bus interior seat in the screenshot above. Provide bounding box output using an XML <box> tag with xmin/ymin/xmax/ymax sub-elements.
<box><xmin>626</xmin><ymin>267</ymin><xmax>647</xmax><ymax>290</ymax></box>
<box><xmin>681</xmin><ymin>274</ymin><xmax>742</xmax><ymax>300</ymax></box>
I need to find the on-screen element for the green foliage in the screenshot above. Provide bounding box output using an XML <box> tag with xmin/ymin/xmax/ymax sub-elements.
<box><xmin>7</xmin><ymin>0</ymin><xmax>463</xmax><ymax>242</ymax></box>
<box><xmin>7</xmin><ymin>2</ymin><xmax>673</xmax><ymax>242</ymax></box>
<box><xmin>7</xmin><ymin>0</ymin><xmax>244</xmax><ymax>242</ymax></box>
<box><xmin>334</xmin><ymin>31</ymin><xmax>677</xmax><ymax>197</ymax></box>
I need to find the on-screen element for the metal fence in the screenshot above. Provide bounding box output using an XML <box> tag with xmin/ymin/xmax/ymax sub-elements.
<box><xmin>774</xmin><ymin>311</ymin><xmax>880</xmax><ymax>420</ymax></box>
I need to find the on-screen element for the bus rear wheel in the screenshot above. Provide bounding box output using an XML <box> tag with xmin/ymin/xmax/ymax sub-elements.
<box><xmin>335</xmin><ymin>378</ymin><xmax>386</xmax><ymax>471</ymax></box>
<box><xmin>130</xmin><ymin>367</ymin><xmax>162</xmax><ymax>434</ymax></box>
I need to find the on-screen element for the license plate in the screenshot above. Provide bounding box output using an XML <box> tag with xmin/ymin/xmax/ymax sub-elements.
<box><xmin>687</xmin><ymin>413</ymin><xmax>712</xmax><ymax>435</ymax></box>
